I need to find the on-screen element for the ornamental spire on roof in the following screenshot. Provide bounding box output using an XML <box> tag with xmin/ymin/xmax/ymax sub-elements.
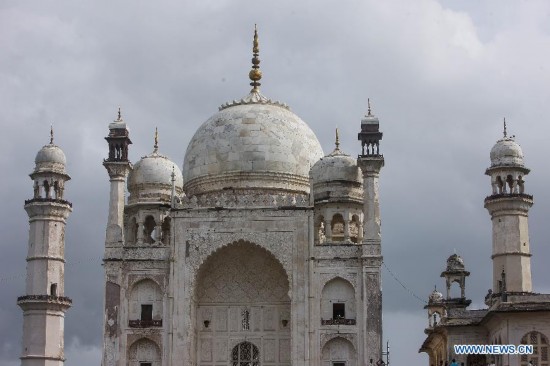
<box><xmin>153</xmin><ymin>127</ymin><xmax>159</xmax><ymax>153</ymax></box>
<box><xmin>117</xmin><ymin>106</ymin><xmax>122</xmax><ymax>122</ymax></box>
<box><xmin>335</xmin><ymin>128</ymin><xmax>340</xmax><ymax>150</ymax></box>
<box><xmin>50</xmin><ymin>124</ymin><xmax>54</xmax><ymax>144</ymax></box>
<box><xmin>367</xmin><ymin>98</ymin><xmax>372</xmax><ymax>116</ymax></box>
<box><xmin>503</xmin><ymin>117</ymin><xmax>507</xmax><ymax>138</ymax></box>
<box><xmin>249</xmin><ymin>24</ymin><xmax>262</xmax><ymax>92</ymax></box>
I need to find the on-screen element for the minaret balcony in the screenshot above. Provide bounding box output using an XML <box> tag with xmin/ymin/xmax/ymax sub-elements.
<box><xmin>484</xmin><ymin>192</ymin><xmax>533</xmax><ymax>202</ymax></box>
<box><xmin>24</xmin><ymin>197</ymin><xmax>72</xmax><ymax>207</ymax></box>
<box><xmin>17</xmin><ymin>295</ymin><xmax>72</xmax><ymax>311</ymax></box>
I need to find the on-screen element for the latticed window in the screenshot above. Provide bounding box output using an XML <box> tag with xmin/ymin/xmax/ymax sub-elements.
<box><xmin>521</xmin><ymin>331</ymin><xmax>549</xmax><ymax>366</ymax></box>
<box><xmin>231</xmin><ymin>342</ymin><xmax>259</xmax><ymax>366</ymax></box>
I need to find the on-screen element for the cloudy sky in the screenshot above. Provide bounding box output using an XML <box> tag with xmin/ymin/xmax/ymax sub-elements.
<box><xmin>2</xmin><ymin>0</ymin><xmax>550</xmax><ymax>365</ymax></box>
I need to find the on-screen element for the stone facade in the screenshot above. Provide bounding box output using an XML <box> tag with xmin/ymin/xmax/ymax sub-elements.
<box><xmin>99</xmin><ymin>71</ymin><xmax>386</xmax><ymax>365</ymax></box>
<box><xmin>419</xmin><ymin>128</ymin><xmax>550</xmax><ymax>366</ymax></box>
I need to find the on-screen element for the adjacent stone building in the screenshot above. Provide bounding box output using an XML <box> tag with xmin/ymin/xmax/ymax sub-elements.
<box><xmin>419</xmin><ymin>122</ymin><xmax>550</xmax><ymax>366</ymax></box>
<box><xmin>100</xmin><ymin>28</ymin><xmax>385</xmax><ymax>366</ymax></box>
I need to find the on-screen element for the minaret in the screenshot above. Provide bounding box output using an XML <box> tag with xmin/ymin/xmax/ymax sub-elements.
<box><xmin>102</xmin><ymin>108</ymin><xmax>132</xmax><ymax>366</ymax></box>
<box><xmin>103</xmin><ymin>107</ymin><xmax>132</xmax><ymax>245</ymax></box>
<box><xmin>18</xmin><ymin>128</ymin><xmax>72</xmax><ymax>365</ymax></box>
<box><xmin>357</xmin><ymin>99</ymin><xmax>384</xmax><ymax>363</ymax></box>
<box><xmin>484</xmin><ymin>119</ymin><xmax>533</xmax><ymax>294</ymax></box>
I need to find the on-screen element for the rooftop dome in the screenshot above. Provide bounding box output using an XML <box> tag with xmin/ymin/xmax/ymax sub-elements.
<box><xmin>489</xmin><ymin>120</ymin><xmax>524</xmax><ymax>167</ymax></box>
<box><xmin>183</xmin><ymin>99</ymin><xmax>323</xmax><ymax>196</ymax></box>
<box><xmin>428</xmin><ymin>288</ymin><xmax>444</xmax><ymax>304</ymax></box>
<box><xmin>446</xmin><ymin>254</ymin><xmax>465</xmax><ymax>271</ymax></box>
<box><xmin>182</xmin><ymin>27</ymin><xmax>323</xmax><ymax>196</ymax></box>
<box><xmin>310</xmin><ymin>129</ymin><xmax>363</xmax><ymax>203</ymax></box>
<box><xmin>33</xmin><ymin>128</ymin><xmax>68</xmax><ymax>176</ymax></box>
<box><xmin>128</xmin><ymin>131</ymin><xmax>183</xmax><ymax>204</ymax></box>
<box><xmin>310</xmin><ymin>130</ymin><xmax>362</xmax><ymax>184</ymax></box>
<box><xmin>490</xmin><ymin>138</ymin><xmax>524</xmax><ymax>167</ymax></box>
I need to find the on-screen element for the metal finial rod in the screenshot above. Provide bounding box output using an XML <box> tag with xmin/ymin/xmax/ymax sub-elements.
<box><xmin>249</xmin><ymin>24</ymin><xmax>262</xmax><ymax>91</ymax></box>
<box><xmin>50</xmin><ymin>124</ymin><xmax>54</xmax><ymax>144</ymax></box>
<box><xmin>503</xmin><ymin>117</ymin><xmax>507</xmax><ymax>138</ymax></box>
<box><xmin>171</xmin><ymin>165</ymin><xmax>175</xmax><ymax>181</ymax></box>
<box><xmin>117</xmin><ymin>106</ymin><xmax>122</xmax><ymax>121</ymax></box>
<box><xmin>367</xmin><ymin>98</ymin><xmax>372</xmax><ymax>116</ymax></box>
<box><xmin>154</xmin><ymin>127</ymin><xmax>159</xmax><ymax>151</ymax></box>
<box><xmin>335</xmin><ymin>128</ymin><xmax>340</xmax><ymax>149</ymax></box>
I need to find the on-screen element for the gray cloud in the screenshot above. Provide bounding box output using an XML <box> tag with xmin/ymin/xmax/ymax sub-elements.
<box><xmin>1</xmin><ymin>1</ymin><xmax>550</xmax><ymax>365</ymax></box>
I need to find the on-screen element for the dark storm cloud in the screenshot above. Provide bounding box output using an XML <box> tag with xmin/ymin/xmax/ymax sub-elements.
<box><xmin>2</xmin><ymin>1</ymin><xmax>550</xmax><ymax>365</ymax></box>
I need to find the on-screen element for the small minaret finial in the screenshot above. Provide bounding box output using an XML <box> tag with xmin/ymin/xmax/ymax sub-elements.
<box><xmin>170</xmin><ymin>165</ymin><xmax>176</xmax><ymax>208</ymax></box>
<box><xmin>367</xmin><ymin>98</ymin><xmax>372</xmax><ymax>116</ymax></box>
<box><xmin>50</xmin><ymin>124</ymin><xmax>54</xmax><ymax>144</ymax></box>
<box><xmin>249</xmin><ymin>24</ymin><xmax>262</xmax><ymax>92</ymax></box>
<box><xmin>154</xmin><ymin>127</ymin><xmax>159</xmax><ymax>152</ymax></box>
<box><xmin>503</xmin><ymin>117</ymin><xmax>507</xmax><ymax>138</ymax></box>
<box><xmin>116</xmin><ymin>106</ymin><xmax>122</xmax><ymax>121</ymax></box>
<box><xmin>335</xmin><ymin>128</ymin><xmax>340</xmax><ymax>150</ymax></box>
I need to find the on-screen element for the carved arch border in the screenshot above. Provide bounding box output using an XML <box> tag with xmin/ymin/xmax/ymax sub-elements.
<box><xmin>319</xmin><ymin>273</ymin><xmax>358</xmax><ymax>292</ymax></box>
<box><xmin>186</xmin><ymin>230</ymin><xmax>294</xmax><ymax>293</ymax></box>
<box><xmin>320</xmin><ymin>333</ymin><xmax>357</xmax><ymax>353</ymax></box>
<box><xmin>127</xmin><ymin>274</ymin><xmax>165</xmax><ymax>294</ymax></box>
<box><xmin>127</xmin><ymin>335</ymin><xmax>162</xmax><ymax>358</ymax></box>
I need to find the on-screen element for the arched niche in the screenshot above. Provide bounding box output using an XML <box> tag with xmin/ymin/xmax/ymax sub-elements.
<box><xmin>129</xmin><ymin>279</ymin><xmax>163</xmax><ymax>324</ymax></box>
<box><xmin>128</xmin><ymin>338</ymin><xmax>161</xmax><ymax>366</ymax></box>
<box><xmin>194</xmin><ymin>241</ymin><xmax>290</xmax><ymax>365</ymax></box>
<box><xmin>321</xmin><ymin>277</ymin><xmax>356</xmax><ymax>323</ymax></box>
<box><xmin>321</xmin><ymin>337</ymin><xmax>356</xmax><ymax>366</ymax></box>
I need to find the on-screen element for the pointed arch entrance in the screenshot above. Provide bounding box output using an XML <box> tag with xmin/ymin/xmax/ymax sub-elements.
<box><xmin>195</xmin><ymin>241</ymin><xmax>291</xmax><ymax>366</ymax></box>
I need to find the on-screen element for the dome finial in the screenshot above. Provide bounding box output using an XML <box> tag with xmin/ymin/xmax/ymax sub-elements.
<box><xmin>116</xmin><ymin>106</ymin><xmax>123</xmax><ymax>122</ymax></box>
<box><xmin>367</xmin><ymin>98</ymin><xmax>372</xmax><ymax>116</ymax></box>
<box><xmin>50</xmin><ymin>124</ymin><xmax>54</xmax><ymax>144</ymax></box>
<box><xmin>154</xmin><ymin>127</ymin><xmax>159</xmax><ymax>152</ymax></box>
<box><xmin>503</xmin><ymin>117</ymin><xmax>507</xmax><ymax>138</ymax></box>
<box><xmin>249</xmin><ymin>24</ymin><xmax>262</xmax><ymax>92</ymax></box>
<box><xmin>335</xmin><ymin>128</ymin><xmax>340</xmax><ymax>150</ymax></box>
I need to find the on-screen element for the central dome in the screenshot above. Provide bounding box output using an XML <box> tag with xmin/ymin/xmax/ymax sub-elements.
<box><xmin>183</xmin><ymin>95</ymin><xmax>324</xmax><ymax>196</ymax></box>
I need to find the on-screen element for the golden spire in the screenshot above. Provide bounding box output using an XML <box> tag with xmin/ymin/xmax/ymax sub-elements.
<box><xmin>50</xmin><ymin>124</ymin><xmax>54</xmax><ymax>144</ymax></box>
<box><xmin>249</xmin><ymin>24</ymin><xmax>262</xmax><ymax>92</ymax></box>
<box><xmin>367</xmin><ymin>98</ymin><xmax>372</xmax><ymax>116</ymax></box>
<box><xmin>154</xmin><ymin>127</ymin><xmax>159</xmax><ymax>152</ymax></box>
<box><xmin>503</xmin><ymin>117</ymin><xmax>507</xmax><ymax>138</ymax></box>
<box><xmin>335</xmin><ymin>128</ymin><xmax>340</xmax><ymax>150</ymax></box>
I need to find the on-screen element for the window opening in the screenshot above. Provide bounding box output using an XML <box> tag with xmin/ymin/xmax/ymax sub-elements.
<box><xmin>141</xmin><ymin>304</ymin><xmax>153</xmax><ymax>321</ymax></box>
<box><xmin>161</xmin><ymin>217</ymin><xmax>171</xmax><ymax>244</ymax></box>
<box><xmin>143</xmin><ymin>216</ymin><xmax>156</xmax><ymax>244</ymax></box>
<box><xmin>50</xmin><ymin>283</ymin><xmax>57</xmax><ymax>296</ymax></box>
<box><xmin>333</xmin><ymin>303</ymin><xmax>345</xmax><ymax>319</ymax></box>
<box><xmin>521</xmin><ymin>331</ymin><xmax>549</xmax><ymax>366</ymax></box>
<box><xmin>231</xmin><ymin>342</ymin><xmax>259</xmax><ymax>366</ymax></box>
